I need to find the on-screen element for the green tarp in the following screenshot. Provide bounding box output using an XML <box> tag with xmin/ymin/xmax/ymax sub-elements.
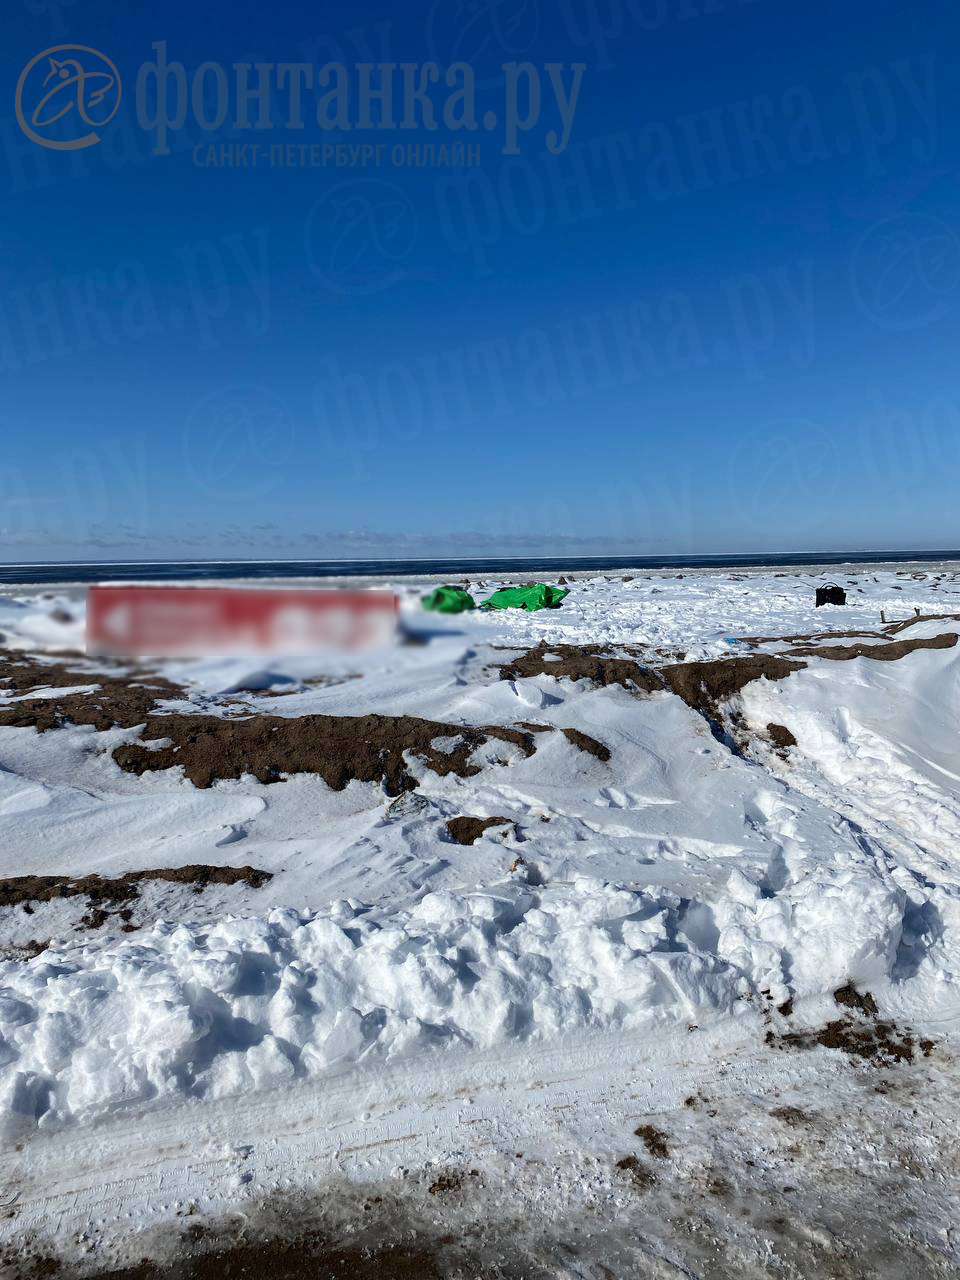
<box><xmin>479</xmin><ymin>583</ymin><xmax>569</xmax><ymax>612</ymax></box>
<box><xmin>422</xmin><ymin>585</ymin><xmax>476</xmax><ymax>613</ymax></box>
<box><xmin>423</xmin><ymin>582</ymin><xmax>569</xmax><ymax>614</ymax></box>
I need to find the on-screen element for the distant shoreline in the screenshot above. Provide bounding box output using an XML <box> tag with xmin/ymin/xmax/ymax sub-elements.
<box><xmin>1</xmin><ymin>550</ymin><xmax>960</xmax><ymax>587</ymax></box>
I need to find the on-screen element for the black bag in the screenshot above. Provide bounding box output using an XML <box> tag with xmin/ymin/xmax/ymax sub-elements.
<box><xmin>815</xmin><ymin>582</ymin><xmax>846</xmax><ymax>607</ymax></box>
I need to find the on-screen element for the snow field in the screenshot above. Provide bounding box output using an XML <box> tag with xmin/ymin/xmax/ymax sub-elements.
<box><xmin>0</xmin><ymin>566</ymin><xmax>959</xmax><ymax>1133</ymax></box>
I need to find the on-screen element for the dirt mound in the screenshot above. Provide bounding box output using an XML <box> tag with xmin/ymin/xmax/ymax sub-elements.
<box><xmin>660</xmin><ymin>655</ymin><xmax>805</xmax><ymax>723</ymax></box>
<box><xmin>445</xmin><ymin>816</ymin><xmax>511</xmax><ymax>845</ymax></box>
<box><xmin>497</xmin><ymin>643</ymin><xmax>662</xmax><ymax>693</ymax></box>
<box><xmin>740</xmin><ymin>629</ymin><xmax>884</xmax><ymax>646</ymax></box>
<box><xmin>111</xmin><ymin>714</ymin><xmax>540</xmax><ymax>792</ymax></box>
<box><xmin>785</xmin><ymin>632</ymin><xmax>957</xmax><ymax>662</ymax></box>
<box><xmin>498</xmin><ymin>645</ymin><xmax>811</xmax><ymax>727</ymax></box>
<box><xmin>559</xmin><ymin>726</ymin><xmax>611</xmax><ymax>761</ymax></box>
<box><xmin>0</xmin><ymin>866</ymin><xmax>272</xmax><ymax>931</ymax></box>
<box><xmin>0</xmin><ymin>653</ymin><xmax>577</xmax><ymax>794</ymax></box>
<box><xmin>771</xmin><ymin>1105</ymin><xmax>812</xmax><ymax>1127</ymax></box>
<box><xmin>514</xmin><ymin>721</ymin><xmax>610</xmax><ymax>761</ymax></box>
<box><xmin>767</xmin><ymin>723</ymin><xmax>797</xmax><ymax>750</ymax></box>
<box><xmin>0</xmin><ymin>653</ymin><xmax>182</xmax><ymax>733</ymax></box>
<box><xmin>498</xmin><ymin>645</ymin><xmax>808</xmax><ymax>745</ymax></box>
<box><xmin>833</xmin><ymin>983</ymin><xmax>879</xmax><ymax>1016</ymax></box>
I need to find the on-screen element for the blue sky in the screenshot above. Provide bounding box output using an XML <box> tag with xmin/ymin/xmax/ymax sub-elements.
<box><xmin>1</xmin><ymin>0</ymin><xmax>958</xmax><ymax>561</ymax></box>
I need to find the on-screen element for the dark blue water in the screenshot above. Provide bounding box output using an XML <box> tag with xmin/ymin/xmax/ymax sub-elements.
<box><xmin>0</xmin><ymin>551</ymin><xmax>958</xmax><ymax>586</ymax></box>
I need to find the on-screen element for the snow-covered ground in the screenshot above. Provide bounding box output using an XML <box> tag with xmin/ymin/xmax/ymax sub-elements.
<box><xmin>1</xmin><ymin>564</ymin><xmax>959</xmax><ymax>1277</ymax></box>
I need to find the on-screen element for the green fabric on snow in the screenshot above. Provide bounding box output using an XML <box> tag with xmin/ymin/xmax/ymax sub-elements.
<box><xmin>422</xmin><ymin>585</ymin><xmax>476</xmax><ymax>613</ymax></box>
<box><xmin>479</xmin><ymin>583</ymin><xmax>569</xmax><ymax>612</ymax></box>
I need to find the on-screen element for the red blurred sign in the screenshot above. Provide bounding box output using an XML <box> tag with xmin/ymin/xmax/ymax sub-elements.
<box><xmin>87</xmin><ymin>585</ymin><xmax>397</xmax><ymax>656</ymax></box>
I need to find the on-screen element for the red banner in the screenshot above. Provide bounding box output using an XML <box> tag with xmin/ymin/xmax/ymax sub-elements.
<box><xmin>87</xmin><ymin>585</ymin><xmax>397</xmax><ymax>656</ymax></box>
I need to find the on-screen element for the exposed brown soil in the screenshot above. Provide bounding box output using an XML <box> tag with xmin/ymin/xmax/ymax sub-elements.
<box><xmin>78</xmin><ymin>1233</ymin><xmax>444</xmax><ymax>1279</ymax></box>
<box><xmin>634</xmin><ymin>1124</ymin><xmax>670</xmax><ymax>1159</ymax></box>
<box><xmin>445</xmin><ymin>816</ymin><xmax>511</xmax><ymax>845</ymax></box>
<box><xmin>0</xmin><ymin>654</ymin><xmax>579</xmax><ymax>794</ymax></box>
<box><xmin>514</xmin><ymin>721</ymin><xmax>610</xmax><ymax>761</ymax></box>
<box><xmin>5</xmin><ymin>619</ymin><xmax>957</xmax><ymax>804</ymax></box>
<box><xmin>427</xmin><ymin>1169</ymin><xmax>479</xmax><ymax>1196</ymax></box>
<box><xmin>112</xmin><ymin>713</ymin><xmax>541</xmax><ymax>792</ymax></box>
<box><xmin>0</xmin><ymin>866</ymin><xmax>272</xmax><ymax>928</ymax></box>
<box><xmin>496</xmin><ymin>643</ymin><xmax>662</xmax><ymax>693</ymax></box>
<box><xmin>660</xmin><ymin>655</ymin><xmax>805</xmax><ymax>724</ymax></box>
<box><xmin>0</xmin><ymin>1252</ymin><xmax>61</xmax><ymax>1280</ymax></box>
<box><xmin>615</xmin><ymin>1154</ymin><xmax>657</xmax><ymax>1189</ymax></box>
<box><xmin>785</xmin><ymin>632</ymin><xmax>957</xmax><ymax>662</ymax></box>
<box><xmin>741</xmin><ymin>630</ymin><xmax>884</xmax><ymax>646</ymax></box>
<box><xmin>767</xmin><ymin>723</ymin><xmax>797</xmax><ymax>750</ymax></box>
<box><xmin>833</xmin><ymin>983</ymin><xmax>879</xmax><ymax>1017</ymax></box>
<box><xmin>497</xmin><ymin>624</ymin><xmax>960</xmax><ymax>754</ymax></box>
<box><xmin>765</xmin><ymin>983</ymin><xmax>937</xmax><ymax>1065</ymax></box>
<box><xmin>558</xmin><ymin>726</ymin><xmax>611</xmax><ymax>761</ymax></box>
<box><xmin>884</xmin><ymin>611</ymin><xmax>960</xmax><ymax>634</ymax></box>
<box><xmin>0</xmin><ymin>939</ymin><xmax>49</xmax><ymax>960</ymax></box>
<box><xmin>0</xmin><ymin>653</ymin><xmax>183</xmax><ymax>733</ymax></box>
<box><xmin>771</xmin><ymin>1106</ymin><xmax>812</xmax><ymax>1127</ymax></box>
<box><xmin>497</xmin><ymin>645</ymin><xmax>810</xmax><ymax>741</ymax></box>
<box><xmin>768</xmin><ymin>1017</ymin><xmax>921</xmax><ymax>1064</ymax></box>
<box><xmin>705</xmin><ymin>1175</ymin><xmax>733</xmax><ymax>1199</ymax></box>
<box><xmin>742</xmin><ymin>613</ymin><xmax>960</xmax><ymax>647</ymax></box>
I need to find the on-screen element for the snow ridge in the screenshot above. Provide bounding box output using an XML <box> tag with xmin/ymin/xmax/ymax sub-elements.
<box><xmin>0</xmin><ymin>865</ymin><xmax>905</xmax><ymax>1129</ymax></box>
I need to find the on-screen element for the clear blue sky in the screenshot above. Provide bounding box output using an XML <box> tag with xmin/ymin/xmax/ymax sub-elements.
<box><xmin>1</xmin><ymin>0</ymin><xmax>958</xmax><ymax>561</ymax></box>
